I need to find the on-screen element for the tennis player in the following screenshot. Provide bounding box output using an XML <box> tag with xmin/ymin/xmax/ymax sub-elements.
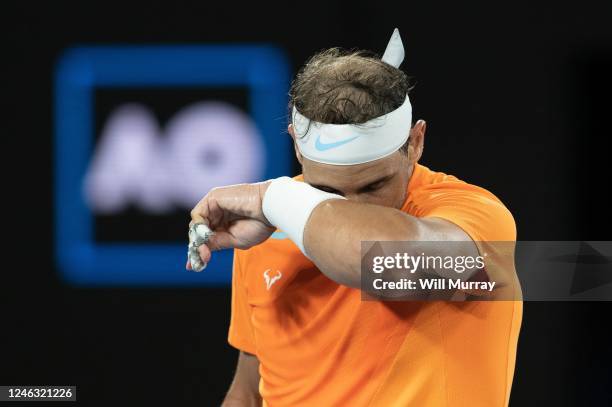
<box><xmin>187</xmin><ymin>29</ymin><xmax>522</xmax><ymax>406</ymax></box>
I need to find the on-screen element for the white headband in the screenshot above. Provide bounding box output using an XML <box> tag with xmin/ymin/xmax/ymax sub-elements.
<box><xmin>292</xmin><ymin>28</ymin><xmax>412</xmax><ymax>166</ymax></box>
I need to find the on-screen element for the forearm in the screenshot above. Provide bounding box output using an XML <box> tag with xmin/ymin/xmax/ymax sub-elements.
<box><xmin>303</xmin><ymin>200</ymin><xmax>424</xmax><ymax>288</ymax></box>
<box><xmin>261</xmin><ymin>177</ymin><xmax>478</xmax><ymax>290</ymax></box>
<box><xmin>222</xmin><ymin>392</ymin><xmax>261</xmax><ymax>407</ymax></box>
<box><xmin>222</xmin><ymin>352</ymin><xmax>261</xmax><ymax>407</ymax></box>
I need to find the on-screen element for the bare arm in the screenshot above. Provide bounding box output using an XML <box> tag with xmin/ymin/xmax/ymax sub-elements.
<box><xmin>303</xmin><ymin>199</ymin><xmax>478</xmax><ymax>289</ymax></box>
<box><xmin>188</xmin><ymin>182</ymin><xmax>478</xmax><ymax>291</ymax></box>
<box><xmin>222</xmin><ymin>351</ymin><xmax>261</xmax><ymax>407</ymax></box>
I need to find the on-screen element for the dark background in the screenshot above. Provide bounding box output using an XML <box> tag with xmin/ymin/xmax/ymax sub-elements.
<box><xmin>2</xmin><ymin>0</ymin><xmax>612</xmax><ymax>405</ymax></box>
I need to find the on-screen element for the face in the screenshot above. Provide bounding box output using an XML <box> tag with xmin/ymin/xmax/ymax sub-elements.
<box><xmin>288</xmin><ymin>120</ymin><xmax>426</xmax><ymax>209</ymax></box>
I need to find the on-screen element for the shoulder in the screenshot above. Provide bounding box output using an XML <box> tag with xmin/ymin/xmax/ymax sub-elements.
<box><xmin>405</xmin><ymin>165</ymin><xmax>516</xmax><ymax>241</ymax></box>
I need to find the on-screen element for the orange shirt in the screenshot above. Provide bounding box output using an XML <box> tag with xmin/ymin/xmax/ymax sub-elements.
<box><xmin>228</xmin><ymin>163</ymin><xmax>522</xmax><ymax>406</ymax></box>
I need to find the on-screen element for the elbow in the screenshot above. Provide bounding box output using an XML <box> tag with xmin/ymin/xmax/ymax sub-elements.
<box><xmin>346</xmin><ymin>238</ymin><xmax>364</xmax><ymax>288</ymax></box>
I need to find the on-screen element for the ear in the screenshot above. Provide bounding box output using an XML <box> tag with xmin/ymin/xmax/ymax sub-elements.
<box><xmin>407</xmin><ymin>120</ymin><xmax>426</xmax><ymax>164</ymax></box>
<box><xmin>288</xmin><ymin>124</ymin><xmax>304</xmax><ymax>165</ymax></box>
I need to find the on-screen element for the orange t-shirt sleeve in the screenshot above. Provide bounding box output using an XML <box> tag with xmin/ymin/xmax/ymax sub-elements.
<box><xmin>422</xmin><ymin>184</ymin><xmax>517</xmax><ymax>242</ymax></box>
<box><xmin>228</xmin><ymin>249</ymin><xmax>257</xmax><ymax>355</ymax></box>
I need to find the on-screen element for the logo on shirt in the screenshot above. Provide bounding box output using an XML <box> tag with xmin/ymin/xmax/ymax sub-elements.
<box><xmin>263</xmin><ymin>269</ymin><xmax>283</xmax><ymax>290</ymax></box>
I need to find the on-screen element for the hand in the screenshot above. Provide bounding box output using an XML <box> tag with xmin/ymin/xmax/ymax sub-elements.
<box><xmin>186</xmin><ymin>181</ymin><xmax>275</xmax><ymax>270</ymax></box>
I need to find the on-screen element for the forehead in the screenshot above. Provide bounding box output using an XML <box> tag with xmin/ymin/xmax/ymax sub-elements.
<box><xmin>302</xmin><ymin>151</ymin><xmax>401</xmax><ymax>189</ymax></box>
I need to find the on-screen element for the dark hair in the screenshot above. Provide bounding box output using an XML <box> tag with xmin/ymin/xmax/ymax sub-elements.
<box><xmin>288</xmin><ymin>47</ymin><xmax>413</xmax><ymax>154</ymax></box>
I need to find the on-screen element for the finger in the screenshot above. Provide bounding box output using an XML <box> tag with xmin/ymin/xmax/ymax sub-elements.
<box><xmin>206</xmin><ymin>197</ymin><xmax>225</xmax><ymax>230</ymax></box>
<box><xmin>197</xmin><ymin>244</ymin><xmax>212</xmax><ymax>264</ymax></box>
<box><xmin>190</xmin><ymin>196</ymin><xmax>211</xmax><ymax>226</ymax></box>
<box><xmin>206</xmin><ymin>232</ymin><xmax>239</xmax><ymax>252</ymax></box>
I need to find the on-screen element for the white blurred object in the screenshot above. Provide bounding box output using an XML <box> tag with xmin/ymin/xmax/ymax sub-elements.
<box><xmin>84</xmin><ymin>101</ymin><xmax>265</xmax><ymax>214</ymax></box>
<box><xmin>84</xmin><ymin>104</ymin><xmax>172</xmax><ymax>213</ymax></box>
<box><xmin>165</xmin><ymin>102</ymin><xmax>265</xmax><ymax>208</ymax></box>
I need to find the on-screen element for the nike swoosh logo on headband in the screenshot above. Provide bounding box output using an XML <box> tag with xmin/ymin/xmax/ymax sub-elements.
<box><xmin>314</xmin><ymin>135</ymin><xmax>359</xmax><ymax>151</ymax></box>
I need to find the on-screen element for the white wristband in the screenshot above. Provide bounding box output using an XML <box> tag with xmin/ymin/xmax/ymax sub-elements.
<box><xmin>262</xmin><ymin>177</ymin><xmax>345</xmax><ymax>256</ymax></box>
